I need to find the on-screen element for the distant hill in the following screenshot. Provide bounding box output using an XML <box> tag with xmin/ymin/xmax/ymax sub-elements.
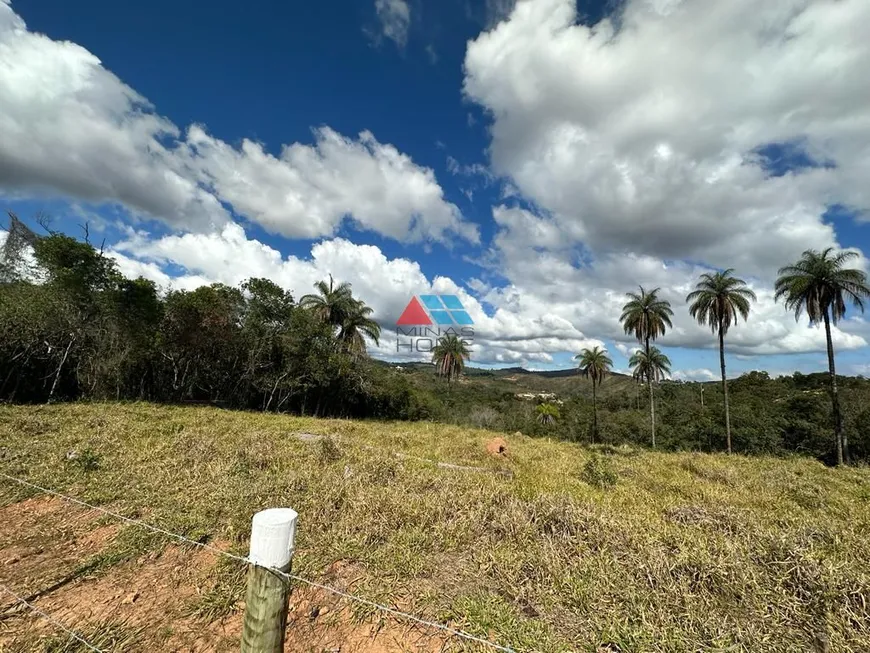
<box><xmin>378</xmin><ymin>359</ymin><xmax>635</xmax><ymax>399</ymax></box>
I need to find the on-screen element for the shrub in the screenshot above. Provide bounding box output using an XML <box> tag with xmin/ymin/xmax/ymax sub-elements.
<box><xmin>65</xmin><ymin>447</ymin><xmax>101</xmax><ymax>472</ymax></box>
<box><xmin>581</xmin><ymin>454</ymin><xmax>618</xmax><ymax>489</ymax></box>
<box><xmin>316</xmin><ymin>436</ymin><xmax>342</xmax><ymax>464</ymax></box>
<box><xmin>468</xmin><ymin>406</ymin><xmax>500</xmax><ymax>429</ymax></box>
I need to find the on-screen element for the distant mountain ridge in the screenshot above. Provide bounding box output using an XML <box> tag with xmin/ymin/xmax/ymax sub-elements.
<box><xmin>379</xmin><ymin>360</ymin><xmax>630</xmax><ymax>380</ymax></box>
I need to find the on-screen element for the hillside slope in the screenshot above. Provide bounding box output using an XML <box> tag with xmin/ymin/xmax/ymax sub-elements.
<box><xmin>1</xmin><ymin>403</ymin><xmax>869</xmax><ymax>652</ymax></box>
<box><xmin>392</xmin><ymin>361</ymin><xmax>637</xmax><ymax>399</ymax></box>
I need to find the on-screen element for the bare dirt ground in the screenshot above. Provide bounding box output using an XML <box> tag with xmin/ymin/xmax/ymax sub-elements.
<box><xmin>0</xmin><ymin>497</ymin><xmax>449</xmax><ymax>652</ymax></box>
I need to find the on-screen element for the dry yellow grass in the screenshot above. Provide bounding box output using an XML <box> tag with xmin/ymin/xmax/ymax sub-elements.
<box><xmin>1</xmin><ymin>402</ymin><xmax>869</xmax><ymax>652</ymax></box>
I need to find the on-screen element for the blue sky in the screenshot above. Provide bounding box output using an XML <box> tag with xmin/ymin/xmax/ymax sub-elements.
<box><xmin>1</xmin><ymin>0</ymin><xmax>869</xmax><ymax>378</ymax></box>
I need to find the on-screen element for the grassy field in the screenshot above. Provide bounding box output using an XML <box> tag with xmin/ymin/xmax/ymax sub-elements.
<box><xmin>1</xmin><ymin>403</ymin><xmax>869</xmax><ymax>652</ymax></box>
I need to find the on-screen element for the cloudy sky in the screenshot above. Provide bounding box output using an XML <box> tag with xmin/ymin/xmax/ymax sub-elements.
<box><xmin>1</xmin><ymin>0</ymin><xmax>869</xmax><ymax>378</ymax></box>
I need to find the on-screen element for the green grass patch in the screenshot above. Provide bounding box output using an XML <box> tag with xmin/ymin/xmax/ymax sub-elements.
<box><xmin>1</xmin><ymin>402</ymin><xmax>869</xmax><ymax>652</ymax></box>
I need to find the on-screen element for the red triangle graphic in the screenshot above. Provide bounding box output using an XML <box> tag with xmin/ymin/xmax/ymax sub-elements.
<box><xmin>396</xmin><ymin>297</ymin><xmax>432</xmax><ymax>325</ymax></box>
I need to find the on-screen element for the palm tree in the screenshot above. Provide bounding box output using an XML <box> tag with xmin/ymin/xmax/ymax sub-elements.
<box><xmin>686</xmin><ymin>270</ymin><xmax>757</xmax><ymax>454</ymax></box>
<box><xmin>575</xmin><ymin>346</ymin><xmax>613</xmax><ymax>443</ymax></box>
<box><xmin>775</xmin><ymin>248</ymin><xmax>870</xmax><ymax>465</ymax></box>
<box><xmin>338</xmin><ymin>300</ymin><xmax>381</xmax><ymax>357</ymax></box>
<box><xmin>301</xmin><ymin>276</ymin><xmax>380</xmax><ymax>356</ymax></box>
<box><xmin>300</xmin><ymin>275</ymin><xmax>355</xmax><ymax>325</ymax></box>
<box><xmin>629</xmin><ymin>347</ymin><xmax>671</xmax><ymax>441</ymax></box>
<box><xmin>432</xmin><ymin>334</ymin><xmax>470</xmax><ymax>384</ymax></box>
<box><xmin>536</xmin><ymin>402</ymin><xmax>560</xmax><ymax>426</ymax></box>
<box><xmin>629</xmin><ymin>347</ymin><xmax>671</xmax><ymax>384</ymax></box>
<box><xmin>620</xmin><ymin>287</ymin><xmax>673</xmax><ymax>447</ymax></box>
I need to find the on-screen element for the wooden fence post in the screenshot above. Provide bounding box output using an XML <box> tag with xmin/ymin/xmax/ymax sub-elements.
<box><xmin>241</xmin><ymin>508</ymin><xmax>298</xmax><ymax>653</ymax></box>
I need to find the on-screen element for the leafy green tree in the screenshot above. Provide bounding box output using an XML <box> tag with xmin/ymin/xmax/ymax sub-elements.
<box><xmin>33</xmin><ymin>233</ymin><xmax>119</xmax><ymax>299</ymax></box>
<box><xmin>0</xmin><ymin>282</ymin><xmax>70</xmax><ymax>401</ymax></box>
<box><xmin>31</xmin><ymin>233</ymin><xmax>125</xmax><ymax>400</ymax></box>
<box><xmin>240</xmin><ymin>278</ymin><xmax>295</xmax><ymax>409</ymax></box>
<box><xmin>780</xmin><ymin>393</ymin><xmax>830</xmax><ymax>456</ymax></box>
<box><xmin>629</xmin><ymin>346</ymin><xmax>671</xmax><ymax>447</ymax></box>
<box><xmin>273</xmin><ymin>306</ymin><xmax>343</xmax><ymax>415</ymax></box>
<box><xmin>157</xmin><ymin>284</ymin><xmax>245</xmax><ymax>400</ymax></box>
<box><xmin>629</xmin><ymin>347</ymin><xmax>672</xmax><ymax>385</ymax></box>
<box><xmin>575</xmin><ymin>345</ymin><xmax>613</xmax><ymax>443</ymax></box>
<box><xmin>621</xmin><ymin>287</ymin><xmax>673</xmax><ymax>447</ymax></box>
<box><xmin>686</xmin><ymin>269</ymin><xmax>757</xmax><ymax>454</ymax></box>
<box><xmin>94</xmin><ymin>277</ymin><xmax>162</xmax><ymax>400</ymax></box>
<box><xmin>243</xmin><ymin>278</ymin><xmax>294</xmax><ymax>328</ymax></box>
<box><xmin>775</xmin><ymin>248</ymin><xmax>870</xmax><ymax>465</ymax></box>
<box><xmin>432</xmin><ymin>334</ymin><xmax>470</xmax><ymax>385</ymax></box>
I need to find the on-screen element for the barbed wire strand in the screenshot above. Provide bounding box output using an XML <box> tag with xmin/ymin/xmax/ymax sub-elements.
<box><xmin>0</xmin><ymin>583</ymin><xmax>104</xmax><ymax>652</ymax></box>
<box><xmin>0</xmin><ymin>472</ymin><xmax>251</xmax><ymax>565</ymax></box>
<box><xmin>0</xmin><ymin>472</ymin><xmax>515</xmax><ymax>653</ymax></box>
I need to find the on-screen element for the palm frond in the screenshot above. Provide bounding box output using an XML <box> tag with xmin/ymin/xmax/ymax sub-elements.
<box><xmin>775</xmin><ymin>249</ymin><xmax>869</xmax><ymax>325</ymax></box>
<box><xmin>628</xmin><ymin>346</ymin><xmax>671</xmax><ymax>383</ymax></box>
<box><xmin>620</xmin><ymin>286</ymin><xmax>674</xmax><ymax>344</ymax></box>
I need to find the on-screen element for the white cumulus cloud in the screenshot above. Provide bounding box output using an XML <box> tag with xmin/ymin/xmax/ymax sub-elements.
<box><xmin>464</xmin><ymin>0</ymin><xmax>870</xmax><ymax>276</ymax></box>
<box><xmin>0</xmin><ymin>2</ymin><xmax>226</xmax><ymax>231</ymax></box>
<box><xmin>185</xmin><ymin>125</ymin><xmax>477</xmax><ymax>243</ymax></box>
<box><xmin>482</xmin><ymin>204</ymin><xmax>868</xmax><ymax>356</ymax></box>
<box><xmin>109</xmin><ymin>223</ymin><xmax>599</xmax><ymax>367</ymax></box>
<box><xmin>672</xmin><ymin>369</ymin><xmax>717</xmax><ymax>382</ymax></box>
<box><xmin>0</xmin><ymin>1</ymin><xmax>473</xmax><ymax>245</ymax></box>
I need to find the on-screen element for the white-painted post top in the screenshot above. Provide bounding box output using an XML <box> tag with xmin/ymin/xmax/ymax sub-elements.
<box><xmin>248</xmin><ymin>508</ymin><xmax>298</xmax><ymax>569</ymax></box>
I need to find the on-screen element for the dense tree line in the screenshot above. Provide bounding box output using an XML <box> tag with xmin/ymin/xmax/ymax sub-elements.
<box><xmin>0</xmin><ymin>217</ymin><xmax>430</xmax><ymax>419</ymax></box>
<box><xmin>422</xmin><ymin>369</ymin><xmax>870</xmax><ymax>464</ymax></box>
<box><xmin>611</xmin><ymin>255</ymin><xmax>868</xmax><ymax>465</ymax></box>
<box><xmin>3</xmin><ymin>216</ymin><xmax>869</xmax><ymax>465</ymax></box>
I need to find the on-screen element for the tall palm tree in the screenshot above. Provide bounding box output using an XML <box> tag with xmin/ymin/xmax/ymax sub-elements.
<box><xmin>431</xmin><ymin>334</ymin><xmax>471</xmax><ymax>385</ymax></box>
<box><xmin>775</xmin><ymin>248</ymin><xmax>869</xmax><ymax>465</ymax></box>
<box><xmin>629</xmin><ymin>347</ymin><xmax>671</xmax><ymax>444</ymax></box>
<box><xmin>300</xmin><ymin>275</ymin><xmax>355</xmax><ymax>325</ymax></box>
<box><xmin>620</xmin><ymin>287</ymin><xmax>673</xmax><ymax>447</ymax></box>
<box><xmin>338</xmin><ymin>300</ymin><xmax>381</xmax><ymax>357</ymax></box>
<box><xmin>575</xmin><ymin>345</ymin><xmax>613</xmax><ymax>443</ymax></box>
<box><xmin>686</xmin><ymin>270</ymin><xmax>757</xmax><ymax>454</ymax></box>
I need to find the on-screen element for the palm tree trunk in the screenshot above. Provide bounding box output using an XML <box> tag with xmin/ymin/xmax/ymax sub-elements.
<box><xmin>645</xmin><ymin>335</ymin><xmax>655</xmax><ymax>448</ymax></box>
<box><xmin>719</xmin><ymin>325</ymin><xmax>732</xmax><ymax>454</ymax></box>
<box><xmin>649</xmin><ymin>379</ymin><xmax>655</xmax><ymax>448</ymax></box>
<box><xmin>823</xmin><ymin>311</ymin><xmax>845</xmax><ymax>465</ymax></box>
<box><xmin>592</xmin><ymin>380</ymin><xmax>597</xmax><ymax>444</ymax></box>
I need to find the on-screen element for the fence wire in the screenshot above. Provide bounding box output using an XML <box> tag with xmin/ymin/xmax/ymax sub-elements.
<box><xmin>1</xmin><ymin>472</ymin><xmax>515</xmax><ymax>652</ymax></box>
<box><xmin>0</xmin><ymin>583</ymin><xmax>104</xmax><ymax>652</ymax></box>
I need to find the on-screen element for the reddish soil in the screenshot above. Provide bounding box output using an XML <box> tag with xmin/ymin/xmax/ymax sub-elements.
<box><xmin>0</xmin><ymin>497</ymin><xmax>453</xmax><ymax>652</ymax></box>
<box><xmin>485</xmin><ymin>437</ymin><xmax>508</xmax><ymax>457</ymax></box>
